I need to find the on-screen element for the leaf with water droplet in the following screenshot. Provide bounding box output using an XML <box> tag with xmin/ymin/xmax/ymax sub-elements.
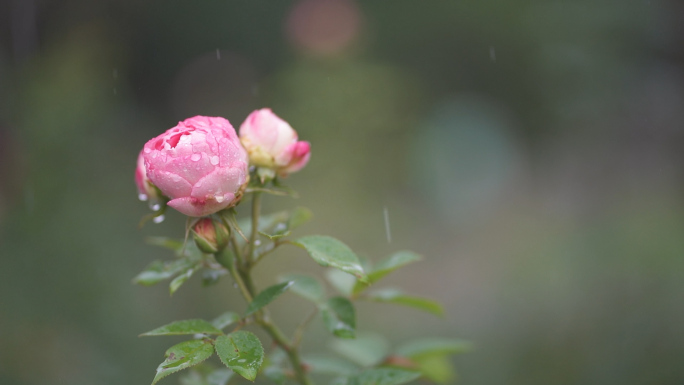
<box><xmin>214</xmin><ymin>331</ymin><xmax>264</xmax><ymax>381</ymax></box>
<box><xmin>151</xmin><ymin>340</ymin><xmax>214</xmax><ymax>385</ymax></box>
<box><xmin>141</xmin><ymin>319</ymin><xmax>223</xmax><ymax>337</ymax></box>
<box><xmin>290</xmin><ymin>236</ymin><xmax>367</xmax><ymax>282</ymax></box>
<box><xmin>321</xmin><ymin>297</ymin><xmax>356</xmax><ymax>339</ymax></box>
<box><xmin>245</xmin><ymin>281</ymin><xmax>294</xmax><ymax>315</ymax></box>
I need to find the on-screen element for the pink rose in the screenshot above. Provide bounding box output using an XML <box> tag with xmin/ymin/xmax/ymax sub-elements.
<box><xmin>239</xmin><ymin>109</ymin><xmax>311</xmax><ymax>176</ymax></box>
<box><xmin>135</xmin><ymin>151</ymin><xmax>160</xmax><ymax>202</ymax></box>
<box><xmin>142</xmin><ymin>116</ymin><xmax>249</xmax><ymax>217</ymax></box>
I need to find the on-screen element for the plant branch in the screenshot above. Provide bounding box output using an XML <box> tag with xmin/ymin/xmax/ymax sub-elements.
<box><xmin>227</xmin><ymin>262</ymin><xmax>253</xmax><ymax>303</ymax></box>
<box><xmin>292</xmin><ymin>307</ymin><xmax>318</xmax><ymax>348</ymax></box>
<box><xmin>225</xmin><ymin>190</ymin><xmax>313</xmax><ymax>385</ymax></box>
<box><xmin>257</xmin><ymin>316</ymin><xmax>313</xmax><ymax>385</ymax></box>
<box><xmin>249</xmin><ymin>240</ymin><xmax>282</xmax><ymax>268</ymax></box>
<box><xmin>247</xmin><ymin>192</ymin><xmax>262</xmax><ymax>261</ymax></box>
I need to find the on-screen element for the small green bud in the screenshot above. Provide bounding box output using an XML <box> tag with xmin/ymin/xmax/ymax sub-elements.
<box><xmin>192</xmin><ymin>217</ymin><xmax>230</xmax><ymax>254</ymax></box>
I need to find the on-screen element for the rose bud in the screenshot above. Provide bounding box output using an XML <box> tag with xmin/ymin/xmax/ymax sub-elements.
<box><xmin>142</xmin><ymin>116</ymin><xmax>249</xmax><ymax>217</ymax></box>
<box><xmin>239</xmin><ymin>108</ymin><xmax>311</xmax><ymax>177</ymax></box>
<box><xmin>192</xmin><ymin>217</ymin><xmax>230</xmax><ymax>254</ymax></box>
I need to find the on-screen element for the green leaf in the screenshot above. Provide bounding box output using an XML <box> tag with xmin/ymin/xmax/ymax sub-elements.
<box><xmin>290</xmin><ymin>236</ymin><xmax>367</xmax><ymax>282</ymax></box>
<box><xmin>367</xmin><ymin>289</ymin><xmax>444</xmax><ymax>316</ymax></box>
<box><xmin>330</xmin><ymin>333</ymin><xmax>389</xmax><ymax>367</ymax></box>
<box><xmin>211</xmin><ymin>312</ymin><xmax>240</xmax><ymax>330</ymax></box>
<box><xmin>141</xmin><ymin>319</ymin><xmax>223</xmax><ymax>336</ymax></box>
<box><xmin>280</xmin><ymin>273</ymin><xmax>325</xmax><ymax>303</ymax></box>
<box><xmin>214</xmin><ymin>331</ymin><xmax>265</xmax><ymax>381</ymax></box>
<box><xmin>348</xmin><ymin>368</ymin><xmax>421</xmax><ymax>385</ymax></box>
<box><xmin>245</xmin><ymin>281</ymin><xmax>294</xmax><ymax>316</ymax></box>
<box><xmin>411</xmin><ymin>355</ymin><xmax>456</xmax><ymax>384</ymax></box>
<box><xmin>396</xmin><ymin>339</ymin><xmax>472</xmax><ymax>359</ymax></box>
<box><xmin>304</xmin><ymin>356</ymin><xmax>359</xmax><ymax>376</ymax></box>
<box><xmin>170</xmin><ymin>267</ymin><xmax>196</xmax><ymax>295</ymax></box>
<box><xmin>326</xmin><ymin>269</ymin><xmax>356</xmax><ymax>297</ymax></box>
<box><xmin>321</xmin><ymin>297</ymin><xmax>356</xmax><ymax>339</ymax></box>
<box><xmin>352</xmin><ymin>251</ymin><xmax>422</xmax><ymax>295</ymax></box>
<box><xmin>151</xmin><ymin>340</ymin><xmax>214</xmax><ymax>385</ymax></box>
<box><xmin>147</xmin><ymin>236</ymin><xmax>184</xmax><ymax>251</ymax></box>
<box><xmin>134</xmin><ymin>258</ymin><xmax>197</xmax><ymax>286</ymax></box>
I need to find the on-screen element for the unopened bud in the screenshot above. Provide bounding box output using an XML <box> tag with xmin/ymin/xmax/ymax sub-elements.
<box><xmin>192</xmin><ymin>218</ymin><xmax>230</xmax><ymax>254</ymax></box>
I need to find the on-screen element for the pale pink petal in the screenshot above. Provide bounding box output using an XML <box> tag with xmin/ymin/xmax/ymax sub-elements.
<box><xmin>167</xmin><ymin>196</ymin><xmax>231</xmax><ymax>217</ymax></box>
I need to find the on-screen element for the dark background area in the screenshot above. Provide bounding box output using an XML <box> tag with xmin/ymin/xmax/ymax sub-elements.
<box><xmin>1</xmin><ymin>1</ymin><xmax>684</xmax><ymax>384</ymax></box>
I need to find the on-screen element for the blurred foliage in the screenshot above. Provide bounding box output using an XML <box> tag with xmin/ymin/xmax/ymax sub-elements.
<box><xmin>1</xmin><ymin>0</ymin><xmax>684</xmax><ymax>384</ymax></box>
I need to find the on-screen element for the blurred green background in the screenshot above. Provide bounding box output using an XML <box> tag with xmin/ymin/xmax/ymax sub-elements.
<box><xmin>1</xmin><ymin>0</ymin><xmax>684</xmax><ymax>384</ymax></box>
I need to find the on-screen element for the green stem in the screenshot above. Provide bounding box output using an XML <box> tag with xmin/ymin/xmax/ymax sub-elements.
<box><xmin>228</xmin><ymin>264</ymin><xmax>253</xmax><ymax>303</ymax></box>
<box><xmin>247</xmin><ymin>192</ymin><xmax>262</xmax><ymax>261</ymax></box>
<box><xmin>225</xmin><ymin>191</ymin><xmax>314</xmax><ymax>385</ymax></box>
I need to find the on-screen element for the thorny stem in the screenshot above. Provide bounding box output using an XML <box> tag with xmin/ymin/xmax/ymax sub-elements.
<box><xmin>229</xmin><ymin>191</ymin><xmax>314</xmax><ymax>385</ymax></box>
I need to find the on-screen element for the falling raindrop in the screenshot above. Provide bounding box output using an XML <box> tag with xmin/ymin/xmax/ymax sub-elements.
<box><xmin>153</xmin><ymin>215</ymin><xmax>165</xmax><ymax>224</ymax></box>
<box><xmin>254</xmin><ymin>240</ymin><xmax>261</xmax><ymax>246</ymax></box>
<box><xmin>150</xmin><ymin>203</ymin><xmax>161</xmax><ymax>211</ymax></box>
<box><xmin>489</xmin><ymin>46</ymin><xmax>496</xmax><ymax>62</ymax></box>
<box><xmin>138</xmin><ymin>193</ymin><xmax>148</xmax><ymax>201</ymax></box>
<box><xmin>383</xmin><ymin>206</ymin><xmax>392</xmax><ymax>244</ymax></box>
<box><xmin>216</xmin><ymin>49</ymin><xmax>221</xmax><ymax>60</ymax></box>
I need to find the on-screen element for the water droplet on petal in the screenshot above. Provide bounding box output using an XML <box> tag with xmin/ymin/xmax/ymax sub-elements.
<box><xmin>153</xmin><ymin>215</ymin><xmax>165</xmax><ymax>224</ymax></box>
<box><xmin>191</xmin><ymin>153</ymin><xmax>201</xmax><ymax>161</ymax></box>
<box><xmin>138</xmin><ymin>193</ymin><xmax>148</xmax><ymax>201</ymax></box>
<box><xmin>210</xmin><ymin>156</ymin><xmax>219</xmax><ymax>165</ymax></box>
<box><xmin>144</xmin><ymin>148</ymin><xmax>151</xmax><ymax>154</ymax></box>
